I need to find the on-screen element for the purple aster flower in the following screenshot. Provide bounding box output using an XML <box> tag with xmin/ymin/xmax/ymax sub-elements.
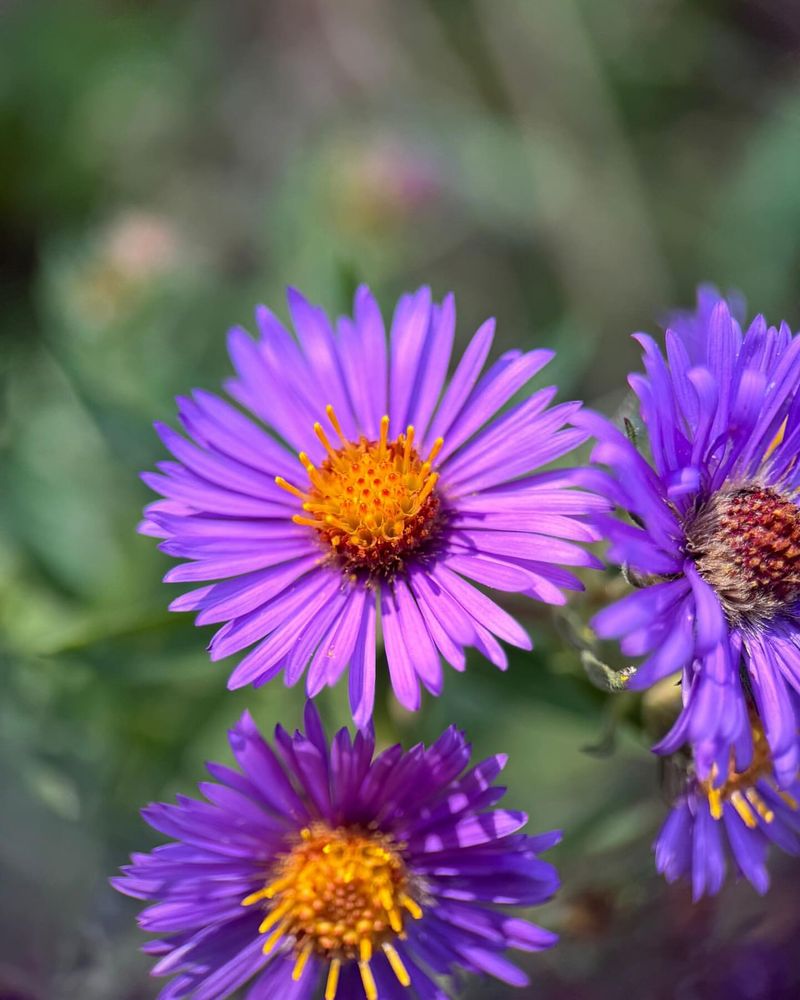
<box><xmin>112</xmin><ymin>703</ymin><xmax>560</xmax><ymax>1000</ymax></box>
<box><xmin>577</xmin><ymin>288</ymin><xmax>800</xmax><ymax>787</ymax></box>
<box><xmin>655</xmin><ymin>720</ymin><xmax>800</xmax><ymax>899</ymax></box>
<box><xmin>141</xmin><ymin>286</ymin><xmax>601</xmax><ymax>723</ymax></box>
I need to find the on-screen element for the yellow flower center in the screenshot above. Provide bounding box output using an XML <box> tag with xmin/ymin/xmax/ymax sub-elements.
<box><xmin>700</xmin><ymin>724</ymin><xmax>798</xmax><ymax>827</ymax></box>
<box><xmin>276</xmin><ymin>407</ymin><xmax>444</xmax><ymax>577</ymax></box>
<box><xmin>242</xmin><ymin>823</ymin><xmax>423</xmax><ymax>1000</ymax></box>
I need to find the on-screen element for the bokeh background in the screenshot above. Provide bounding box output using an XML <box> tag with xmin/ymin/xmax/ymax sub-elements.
<box><xmin>3</xmin><ymin>1</ymin><xmax>800</xmax><ymax>998</ymax></box>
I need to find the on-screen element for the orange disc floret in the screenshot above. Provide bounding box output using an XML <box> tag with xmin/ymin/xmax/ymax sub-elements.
<box><xmin>242</xmin><ymin>823</ymin><xmax>423</xmax><ymax>1000</ymax></box>
<box><xmin>277</xmin><ymin>406</ymin><xmax>444</xmax><ymax>578</ymax></box>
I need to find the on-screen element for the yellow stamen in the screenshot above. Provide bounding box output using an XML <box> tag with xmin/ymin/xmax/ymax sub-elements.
<box><xmin>359</xmin><ymin>961</ymin><xmax>378</xmax><ymax>1000</ymax></box>
<box><xmin>325</xmin><ymin>959</ymin><xmax>341</xmax><ymax>1000</ymax></box>
<box><xmin>262</xmin><ymin>921</ymin><xmax>288</xmax><ymax>955</ymax></box>
<box><xmin>383</xmin><ymin>942</ymin><xmax>411</xmax><ymax>987</ymax></box>
<box><xmin>292</xmin><ymin>946</ymin><xmax>312</xmax><ymax>981</ymax></box>
<box><xmin>263</xmin><ymin>873</ymin><xmax>295</xmax><ymax>897</ymax></box>
<box><xmin>378</xmin><ymin>415</ymin><xmax>389</xmax><ymax>457</ymax></box>
<box><xmin>401</xmin><ymin>894</ymin><xmax>423</xmax><ymax>920</ymax></box>
<box><xmin>314</xmin><ymin>422</ymin><xmax>337</xmax><ymax>459</ymax></box>
<box><xmin>707</xmin><ymin>786</ymin><xmax>723</xmax><ymax>821</ymax></box>
<box><xmin>325</xmin><ymin>404</ymin><xmax>346</xmax><ymax>444</ymax></box>
<box><xmin>293</xmin><ymin>514</ymin><xmax>323</xmax><ymax>528</ymax></box>
<box><xmin>403</xmin><ymin>425</ymin><xmax>415</xmax><ymax>469</ymax></box>
<box><xmin>275</xmin><ymin>476</ymin><xmax>307</xmax><ymax>500</ymax></box>
<box><xmin>241</xmin><ymin>887</ymin><xmax>270</xmax><ymax>907</ymax></box>
<box><xmin>730</xmin><ymin>790</ymin><xmax>757</xmax><ymax>828</ymax></box>
<box><xmin>258</xmin><ymin>902</ymin><xmax>290</xmax><ymax>934</ymax></box>
<box><xmin>745</xmin><ymin>787</ymin><xmax>775</xmax><ymax>823</ymax></box>
<box><xmin>427</xmin><ymin>437</ymin><xmax>444</xmax><ymax>464</ymax></box>
<box><xmin>244</xmin><ymin>822</ymin><xmax>423</xmax><ymax>979</ymax></box>
<box><xmin>417</xmin><ymin>472</ymin><xmax>439</xmax><ymax>506</ymax></box>
<box><xmin>297</xmin><ymin>453</ymin><xmax>326</xmax><ymax>492</ymax></box>
<box><xmin>275</xmin><ymin>410</ymin><xmax>443</xmax><ymax>576</ymax></box>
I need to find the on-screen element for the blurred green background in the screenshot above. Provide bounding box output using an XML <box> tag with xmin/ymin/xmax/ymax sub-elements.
<box><xmin>3</xmin><ymin>1</ymin><xmax>800</xmax><ymax>998</ymax></box>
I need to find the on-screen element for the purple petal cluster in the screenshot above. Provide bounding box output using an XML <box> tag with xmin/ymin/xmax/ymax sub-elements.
<box><xmin>655</xmin><ymin>746</ymin><xmax>800</xmax><ymax>900</ymax></box>
<box><xmin>113</xmin><ymin>703</ymin><xmax>559</xmax><ymax>1000</ymax></box>
<box><xmin>142</xmin><ymin>286</ymin><xmax>601</xmax><ymax>723</ymax></box>
<box><xmin>578</xmin><ymin>288</ymin><xmax>800</xmax><ymax>787</ymax></box>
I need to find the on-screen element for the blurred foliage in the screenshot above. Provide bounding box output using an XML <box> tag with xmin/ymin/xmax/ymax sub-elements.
<box><xmin>2</xmin><ymin>0</ymin><xmax>800</xmax><ymax>997</ymax></box>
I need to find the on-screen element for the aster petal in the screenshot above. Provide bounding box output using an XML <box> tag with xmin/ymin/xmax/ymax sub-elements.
<box><xmin>410</xmin><ymin>810</ymin><xmax>527</xmax><ymax>853</ymax></box>
<box><xmin>282</xmin><ymin>586</ymin><xmax>349</xmax><ymax>688</ymax></box>
<box><xmin>441</xmin><ymin>389</ymin><xmax>560</xmax><ymax>484</ymax></box>
<box><xmin>438</xmin><ymin>349</ymin><xmax>554</xmax><ymax>463</ymax></box>
<box><xmin>391</xmin><ymin>578</ymin><xmax>444</xmax><ymax>695</ymax></box>
<box><xmin>626</xmin><ymin>600</ymin><xmax>695</xmax><ymax>689</ymax></box>
<box><xmin>164</xmin><ymin>540</ymin><xmax>313</xmax><ymax>583</ymax></box>
<box><xmin>389</xmin><ymin>286</ymin><xmax>434</xmax><ymax>434</ymax></box>
<box><xmin>444</xmin><ymin>551</ymin><xmax>534</xmax><ymax>593</ymax></box>
<box><xmin>348</xmin><ymin>588</ymin><xmax>377</xmax><ymax>728</ymax></box>
<box><xmin>154</xmin><ymin>422</ymin><xmax>282</xmax><ymax>498</ymax></box>
<box><xmin>337</xmin><ymin>285</ymin><xmax>387</xmax><ymax>438</ymax></box>
<box><xmin>592</xmin><ymin>578</ymin><xmax>689</xmax><ymax>639</ymax></box>
<box><xmin>691</xmin><ymin>804</ymin><xmax>726</xmax><ymax>900</ymax></box>
<box><xmin>409</xmin><ymin>569</ymin><xmax>478</xmax><ymax>648</ymax></box>
<box><xmin>434</xmin><ymin>900</ymin><xmax>558</xmax><ymax>952</ymax></box>
<box><xmin>227</xmin><ymin>319</ymin><xmax>318</xmax><ymax>454</ymax></box>
<box><xmin>453</xmin><ymin>942</ymin><xmax>529</xmax><ymax>987</ymax></box>
<box><xmin>722</xmin><ymin>805</ymin><xmax>770</xmax><ymax>894</ymax></box>
<box><xmin>286</xmin><ymin>287</ymin><xmax>358</xmax><ymax>439</ymax></box>
<box><xmin>451</xmin><ymin>528</ymin><xmax>600</xmax><ymax>570</ymax></box>
<box><xmin>227</xmin><ymin>711</ymin><xmax>308</xmax><ymax>821</ymax></box>
<box><xmin>455</xmin><ymin>482</ymin><xmax>608</xmax><ymax>516</ymax></box>
<box><xmin>664</xmin><ymin>329</ymin><xmax>699</xmax><ymax>427</ymax></box>
<box><xmin>408</xmin><ymin>293</ymin><xmax>456</xmax><ymax>438</ymax></box>
<box><xmin>215</xmin><ymin>571</ymin><xmax>338</xmax><ymax>666</ymax></box>
<box><xmin>653</xmin><ymin>800</ymin><xmax>692</xmax><ymax>883</ymax></box>
<box><xmin>142</xmin><ymin>470</ymin><xmax>289</xmax><ymax>520</ymax></box>
<box><xmin>592</xmin><ymin>515</ymin><xmax>682</xmax><ymax>576</ymax></box>
<box><xmin>430</xmin><ymin>564</ymin><xmax>531</xmax><ymax>651</ymax></box>
<box><xmin>746</xmin><ymin>634</ymin><xmax>800</xmax><ymax>786</ymax></box>
<box><xmin>177</xmin><ymin>389</ymin><xmax>298</xmax><ymax>478</ymax></box>
<box><xmin>684</xmin><ymin>561</ymin><xmax>726</xmax><ymax>655</ymax></box>
<box><xmin>193</xmin><ymin>556</ymin><xmax>321</xmax><ymax>626</ymax></box>
<box><xmin>306</xmin><ymin>584</ymin><xmax>368</xmax><ymax>697</ymax></box>
<box><xmin>424</xmin><ymin>318</ymin><xmax>495</xmax><ymax>451</ymax></box>
<box><xmin>738</xmin><ymin>332</ymin><xmax>800</xmax><ymax>473</ymax></box>
<box><xmin>245</xmin><ymin>954</ymin><xmax>318</xmax><ymax>1000</ymax></box>
<box><xmin>380</xmin><ymin>584</ymin><xmax>421</xmax><ymax>711</ymax></box>
<box><xmin>685</xmin><ymin>366</ymin><xmax>718</xmax><ymax>470</ymax></box>
<box><xmin>409</xmin><ymin>569</ymin><xmax>468</xmax><ymax>672</ymax></box>
<box><xmin>166</xmin><ymin>920</ymin><xmax>270</xmax><ymax>1000</ymax></box>
<box><xmin>630</xmin><ymin>333</ymin><xmax>684</xmax><ymax>473</ymax></box>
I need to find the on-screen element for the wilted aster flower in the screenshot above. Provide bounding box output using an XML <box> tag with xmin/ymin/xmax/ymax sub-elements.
<box><xmin>655</xmin><ymin>721</ymin><xmax>800</xmax><ymax>899</ymax></box>
<box><xmin>578</xmin><ymin>288</ymin><xmax>800</xmax><ymax>786</ymax></box>
<box><xmin>112</xmin><ymin>703</ymin><xmax>560</xmax><ymax>999</ymax></box>
<box><xmin>142</xmin><ymin>286</ymin><xmax>600</xmax><ymax>722</ymax></box>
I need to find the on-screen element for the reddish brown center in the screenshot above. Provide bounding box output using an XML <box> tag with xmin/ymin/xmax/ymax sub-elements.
<box><xmin>687</xmin><ymin>486</ymin><xmax>800</xmax><ymax>623</ymax></box>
